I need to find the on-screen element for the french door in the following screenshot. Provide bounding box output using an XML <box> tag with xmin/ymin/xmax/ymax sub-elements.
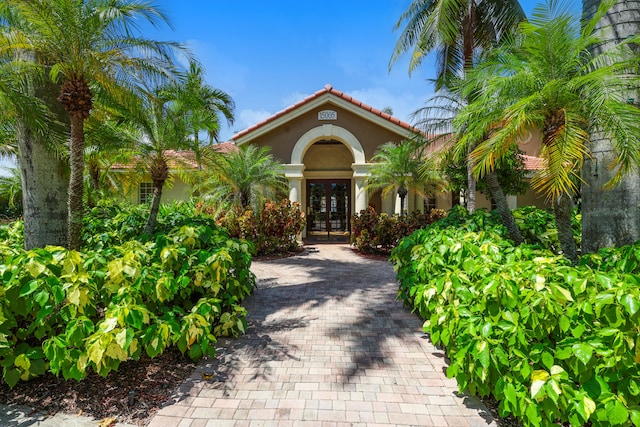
<box><xmin>307</xmin><ymin>180</ymin><xmax>350</xmax><ymax>241</ymax></box>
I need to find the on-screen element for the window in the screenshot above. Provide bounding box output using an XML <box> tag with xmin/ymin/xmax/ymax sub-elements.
<box><xmin>139</xmin><ymin>182</ymin><xmax>154</xmax><ymax>204</ymax></box>
<box><xmin>424</xmin><ymin>196</ymin><xmax>437</xmax><ymax>213</ymax></box>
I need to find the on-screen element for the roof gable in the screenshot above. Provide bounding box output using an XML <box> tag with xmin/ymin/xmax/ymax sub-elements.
<box><xmin>232</xmin><ymin>84</ymin><xmax>417</xmax><ymax>144</ymax></box>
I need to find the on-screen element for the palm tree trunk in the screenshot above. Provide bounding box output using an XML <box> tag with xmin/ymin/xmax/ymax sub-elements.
<box><xmin>554</xmin><ymin>195</ymin><xmax>578</xmax><ymax>265</ymax></box>
<box><xmin>144</xmin><ymin>155</ymin><xmax>169</xmax><ymax>235</ymax></box>
<box><xmin>59</xmin><ymin>77</ymin><xmax>92</xmax><ymax>251</ymax></box>
<box><xmin>485</xmin><ymin>171</ymin><xmax>523</xmax><ymax>245</ymax></box>
<box><xmin>581</xmin><ymin>0</ymin><xmax>640</xmax><ymax>253</ymax></box>
<box><xmin>143</xmin><ymin>182</ymin><xmax>164</xmax><ymax>235</ymax></box>
<box><xmin>67</xmin><ymin>112</ymin><xmax>86</xmax><ymax>250</ymax></box>
<box><xmin>16</xmin><ymin>52</ymin><xmax>69</xmax><ymax>249</ymax></box>
<box><xmin>17</xmin><ymin>120</ymin><xmax>69</xmax><ymax>249</ymax></box>
<box><xmin>466</xmin><ymin>155</ymin><xmax>476</xmax><ymax>213</ymax></box>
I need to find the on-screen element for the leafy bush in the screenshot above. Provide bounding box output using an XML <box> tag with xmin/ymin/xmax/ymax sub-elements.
<box><xmin>0</xmin><ymin>204</ymin><xmax>254</xmax><ymax>388</ymax></box>
<box><xmin>351</xmin><ymin>206</ymin><xmax>447</xmax><ymax>254</ymax></box>
<box><xmin>206</xmin><ymin>199</ymin><xmax>304</xmax><ymax>256</ymax></box>
<box><xmin>391</xmin><ymin>208</ymin><xmax>640</xmax><ymax>427</ymax></box>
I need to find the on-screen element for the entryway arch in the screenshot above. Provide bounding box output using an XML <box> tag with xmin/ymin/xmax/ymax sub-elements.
<box><xmin>291</xmin><ymin>124</ymin><xmax>366</xmax><ymax>164</ymax></box>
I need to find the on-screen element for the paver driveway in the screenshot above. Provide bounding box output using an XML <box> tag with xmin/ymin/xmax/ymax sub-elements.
<box><xmin>148</xmin><ymin>244</ymin><xmax>497</xmax><ymax>427</ymax></box>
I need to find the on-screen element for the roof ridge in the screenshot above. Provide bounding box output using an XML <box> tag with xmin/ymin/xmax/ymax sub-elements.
<box><xmin>232</xmin><ymin>85</ymin><xmax>417</xmax><ymax>140</ymax></box>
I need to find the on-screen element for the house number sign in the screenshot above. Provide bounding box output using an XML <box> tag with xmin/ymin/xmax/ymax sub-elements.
<box><xmin>318</xmin><ymin>110</ymin><xmax>337</xmax><ymax>120</ymax></box>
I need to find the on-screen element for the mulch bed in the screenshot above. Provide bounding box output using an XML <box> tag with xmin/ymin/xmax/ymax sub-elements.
<box><xmin>0</xmin><ymin>348</ymin><xmax>196</xmax><ymax>426</ymax></box>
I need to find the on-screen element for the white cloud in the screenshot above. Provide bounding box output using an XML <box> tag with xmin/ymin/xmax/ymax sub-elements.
<box><xmin>346</xmin><ymin>87</ymin><xmax>431</xmax><ymax>127</ymax></box>
<box><xmin>281</xmin><ymin>91</ymin><xmax>311</xmax><ymax>108</ymax></box>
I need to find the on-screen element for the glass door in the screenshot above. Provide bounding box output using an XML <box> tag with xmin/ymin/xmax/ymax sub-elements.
<box><xmin>307</xmin><ymin>180</ymin><xmax>350</xmax><ymax>241</ymax></box>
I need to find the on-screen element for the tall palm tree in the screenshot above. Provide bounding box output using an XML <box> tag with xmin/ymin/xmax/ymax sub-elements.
<box><xmin>198</xmin><ymin>144</ymin><xmax>288</xmax><ymax>215</ymax></box>
<box><xmin>390</xmin><ymin>0</ymin><xmax>525</xmax><ymax>213</ymax></box>
<box><xmin>455</xmin><ymin>0</ymin><xmax>640</xmax><ymax>264</ymax></box>
<box><xmin>366</xmin><ymin>139</ymin><xmax>445</xmax><ymax>218</ymax></box>
<box><xmin>172</xmin><ymin>61</ymin><xmax>235</xmax><ymax>147</ymax></box>
<box><xmin>3</xmin><ymin>0</ymin><xmax>181</xmax><ymax>250</ymax></box>
<box><xmin>581</xmin><ymin>0</ymin><xmax>640</xmax><ymax>252</ymax></box>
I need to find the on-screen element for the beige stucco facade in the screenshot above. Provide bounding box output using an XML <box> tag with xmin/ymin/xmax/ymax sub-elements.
<box><xmin>126</xmin><ymin>85</ymin><xmax>548</xmax><ymax>239</ymax></box>
<box><xmin>232</xmin><ymin>85</ymin><xmax>454</xmax><ymax>239</ymax></box>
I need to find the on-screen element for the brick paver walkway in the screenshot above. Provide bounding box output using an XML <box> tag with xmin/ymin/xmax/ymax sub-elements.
<box><xmin>148</xmin><ymin>244</ymin><xmax>497</xmax><ymax>427</ymax></box>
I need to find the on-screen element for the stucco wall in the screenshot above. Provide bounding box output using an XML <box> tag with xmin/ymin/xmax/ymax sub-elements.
<box><xmin>246</xmin><ymin>101</ymin><xmax>408</xmax><ymax>163</ymax></box>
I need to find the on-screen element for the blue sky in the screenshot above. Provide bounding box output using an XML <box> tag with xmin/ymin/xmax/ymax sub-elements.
<box><xmin>149</xmin><ymin>0</ymin><xmax>543</xmax><ymax>141</ymax></box>
<box><xmin>1</xmin><ymin>0</ymin><xmax>555</xmax><ymax>174</ymax></box>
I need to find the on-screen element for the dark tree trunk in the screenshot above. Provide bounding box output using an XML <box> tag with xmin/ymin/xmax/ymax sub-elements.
<box><xmin>398</xmin><ymin>187</ymin><xmax>408</xmax><ymax>218</ymax></box>
<box><xmin>581</xmin><ymin>0</ymin><xmax>640</xmax><ymax>253</ymax></box>
<box><xmin>67</xmin><ymin>112</ymin><xmax>87</xmax><ymax>250</ymax></box>
<box><xmin>143</xmin><ymin>181</ymin><xmax>164</xmax><ymax>235</ymax></box>
<box><xmin>59</xmin><ymin>77</ymin><xmax>92</xmax><ymax>251</ymax></box>
<box><xmin>143</xmin><ymin>156</ymin><xmax>169</xmax><ymax>235</ymax></box>
<box><xmin>554</xmin><ymin>195</ymin><xmax>578</xmax><ymax>265</ymax></box>
<box><xmin>485</xmin><ymin>171</ymin><xmax>523</xmax><ymax>245</ymax></box>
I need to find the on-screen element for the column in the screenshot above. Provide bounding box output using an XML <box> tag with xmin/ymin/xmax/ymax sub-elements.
<box><xmin>281</xmin><ymin>164</ymin><xmax>305</xmax><ymax>240</ymax></box>
<box><xmin>281</xmin><ymin>164</ymin><xmax>305</xmax><ymax>203</ymax></box>
<box><xmin>352</xmin><ymin>163</ymin><xmax>371</xmax><ymax>213</ymax></box>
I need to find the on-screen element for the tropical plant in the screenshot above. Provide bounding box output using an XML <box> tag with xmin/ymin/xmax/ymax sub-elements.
<box><xmin>413</xmin><ymin>87</ymin><xmax>526</xmax><ymax>244</ymax></box>
<box><xmin>171</xmin><ymin>60</ymin><xmax>235</xmax><ymax>148</ymax></box>
<box><xmin>2</xmin><ymin>0</ymin><xmax>182</xmax><ymax>250</ymax></box>
<box><xmin>391</xmin><ymin>208</ymin><xmax>640</xmax><ymax>426</ymax></box>
<box><xmin>0</xmin><ymin>203</ymin><xmax>254</xmax><ymax>389</ymax></box>
<box><xmin>116</xmin><ymin>86</ymin><xmax>192</xmax><ymax>235</ymax></box>
<box><xmin>197</xmin><ymin>144</ymin><xmax>288</xmax><ymax>215</ymax></box>
<box><xmin>455</xmin><ymin>0</ymin><xmax>640</xmax><ymax>264</ymax></box>
<box><xmin>0</xmin><ymin>167</ymin><xmax>21</xmax><ymax>210</ymax></box>
<box><xmin>366</xmin><ymin>139</ymin><xmax>445</xmax><ymax>218</ymax></box>
<box><xmin>390</xmin><ymin>0</ymin><xmax>525</xmax><ymax>213</ymax></box>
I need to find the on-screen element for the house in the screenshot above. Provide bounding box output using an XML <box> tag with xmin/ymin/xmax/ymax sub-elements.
<box><xmin>126</xmin><ymin>85</ymin><xmax>547</xmax><ymax>240</ymax></box>
<box><xmin>231</xmin><ymin>84</ymin><xmax>546</xmax><ymax>239</ymax></box>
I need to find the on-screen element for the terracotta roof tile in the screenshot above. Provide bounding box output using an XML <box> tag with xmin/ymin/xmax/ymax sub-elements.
<box><xmin>520</xmin><ymin>154</ymin><xmax>545</xmax><ymax>170</ymax></box>
<box><xmin>232</xmin><ymin>84</ymin><xmax>418</xmax><ymax>140</ymax></box>
<box><xmin>110</xmin><ymin>143</ymin><xmax>237</xmax><ymax>170</ymax></box>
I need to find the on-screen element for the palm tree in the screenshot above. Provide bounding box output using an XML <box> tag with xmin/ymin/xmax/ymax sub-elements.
<box><xmin>172</xmin><ymin>61</ymin><xmax>235</xmax><ymax>148</ymax></box>
<box><xmin>413</xmin><ymin>87</ymin><xmax>525</xmax><ymax>244</ymax></box>
<box><xmin>390</xmin><ymin>0</ymin><xmax>525</xmax><ymax>213</ymax></box>
<box><xmin>581</xmin><ymin>0</ymin><xmax>640</xmax><ymax>252</ymax></box>
<box><xmin>455</xmin><ymin>0</ymin><xmax>640</xmax><ymax>264</ymax></box>
<box><xmin>118</xmin><ymin>87</ymin><xmax>191</xmax><ymax>235</ymax></box>
<box><xmin>198</xmin><ymin>144</ymin><xmax>288</xmax><ymax>215</ymax></box>
<box><xmin>366</xmin><ymin>139</ymin><xmax>445</xmax><ymax>218</ymax></box>
<box><xmin>3</xmin><ymin>0</ymin><xmax>181</xmax><ymax>250</ymax></box>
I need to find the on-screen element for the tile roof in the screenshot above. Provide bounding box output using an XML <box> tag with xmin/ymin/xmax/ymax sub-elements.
<box><xmin>520</xmin><ymin>154</ymin><xmax>545</xmax><ymax>170</ymax></box>
<box><xmin>111</xmin><ymin>143</ymin><xmax>237</xmax><ymax>170</ymax></box>
<box><xmin>232</xmin><ymin>84</ymin><xmax>418</xmax><ymax>140</ymax></box>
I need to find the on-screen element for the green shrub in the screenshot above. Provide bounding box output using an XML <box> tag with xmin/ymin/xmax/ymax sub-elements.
<box><xmin>210</xmin><ymin>199</ymin><xmax>304</xmax><ymax>256</ymax></box>
<box><xmin>350</xmin><ymin>206</ymin><xmax>446</xmax><ymax>254</ymax></box>
<box><xmin>391</xmin><ymin>210</ymin><xmax>640</xmax><ymax>427</ymax></box>
<box><xmin>0</xmin><ymin>204</ymin><xmax>254</xmax><ymax>388</ymax></box>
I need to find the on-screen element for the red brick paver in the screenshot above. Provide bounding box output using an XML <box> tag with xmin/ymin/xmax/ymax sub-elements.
<box><xmin>148</xmin><ymin>244</ymin><xmax>496</xmax><ymax>427</ymax></box>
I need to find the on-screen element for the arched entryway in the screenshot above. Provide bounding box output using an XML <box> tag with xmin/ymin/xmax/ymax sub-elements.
<box><xmin>283</xmin><ymin>124</ymin><xmax>372</xmax><ymax>241</ymax></box>
<box><xmin>302</xmin><ymin>137</ymin><xmax>353</xmax><ymax>242</ymax></box>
